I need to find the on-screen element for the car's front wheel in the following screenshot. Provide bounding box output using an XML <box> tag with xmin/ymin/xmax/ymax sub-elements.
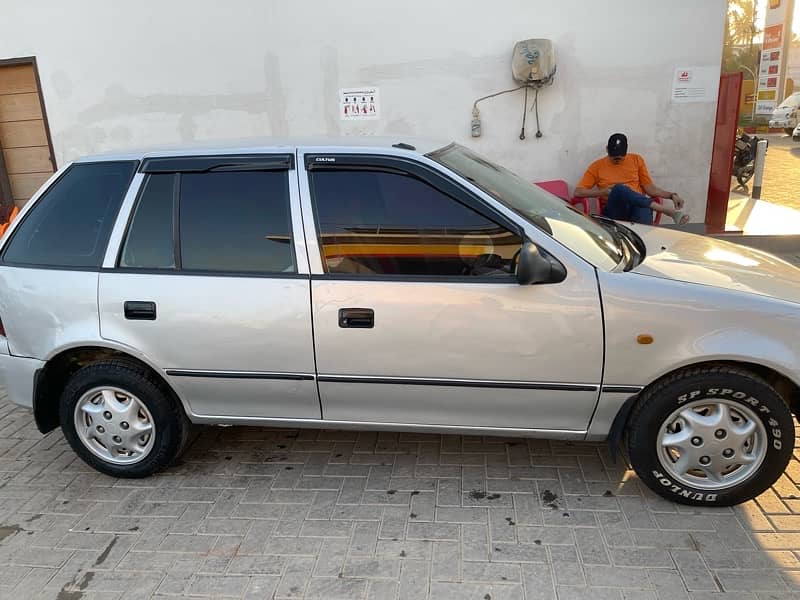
<box><xmin>59</xmin><ymin>360</ymin><xmax>189</xmax><ymax>478</ymax></box>
<box><xmin>627</xmin><ymin>366</ymin><xmax>794</xmax><ymax>506</ymax></box>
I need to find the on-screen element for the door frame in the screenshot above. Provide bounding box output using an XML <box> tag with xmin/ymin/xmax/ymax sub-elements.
<box><xmin>0</xmin><ymin>56</ymin><xmax>58</xmax><ymax>220</ymax></box>
<box><xmin>0</xmin><ymin>137</ymin><xmax>12</xmax><ymax>220</ymax></box>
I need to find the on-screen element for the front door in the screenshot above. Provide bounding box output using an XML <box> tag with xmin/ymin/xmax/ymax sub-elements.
<box><xmin>299</xmin><ymin>152</ymin><xmax>604</xmax><ymax>433</ymax></box>
<box><xmin>99</xmin><ymin>155</ymin><xmax>320</xmax><ymax>421</ymax></box>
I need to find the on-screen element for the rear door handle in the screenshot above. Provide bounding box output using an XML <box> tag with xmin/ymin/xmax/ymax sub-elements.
<box><xmin>338</xmin><ymin>308</ymin><xmax>374</xmax><ymax>328</ymax></box>
<box><xmin>124</xmin><ymin>301</ymin><xmax>157</xmax><ymax>320</ymax></box>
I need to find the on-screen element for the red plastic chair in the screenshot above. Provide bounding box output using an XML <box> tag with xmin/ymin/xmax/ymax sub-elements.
<box><xmin>569</xmin><ymin>193</ymin><xmax>663</xmax><ymax>225</ymax></box>
<box><xmin>534</xmin><ymin>179</ymin><xmax>570</xmax><ymax>202</ymax></box>
<box><xmin>568</xmin><ymin>195</ymin><xmax>592</xmax><ymax>215</ymax></box>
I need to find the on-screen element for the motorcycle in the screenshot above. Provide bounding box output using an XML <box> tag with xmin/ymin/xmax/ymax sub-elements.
<box><xmin>732</xmin><ymin>129</ymin><xmax>767</xmax><ymax>188</ymax></box>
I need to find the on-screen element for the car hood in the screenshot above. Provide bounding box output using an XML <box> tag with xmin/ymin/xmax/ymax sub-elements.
<box><xmin>628</xmin><ymin>225</ymin><xmax>800</xmax><ymax>304</ymax></box>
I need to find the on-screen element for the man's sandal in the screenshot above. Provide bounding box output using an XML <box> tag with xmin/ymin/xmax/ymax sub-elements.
<box><xmin>671</xmin><ymin>210</ymin><xmax>690</xmax><ymax>226</ymax></box>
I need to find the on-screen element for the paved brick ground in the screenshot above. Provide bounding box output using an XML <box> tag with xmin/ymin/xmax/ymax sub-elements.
<box><xmin>738</xmin><ymin>134</ymin><xmax>800</xmax><ymax>211</ymax></box>
<box><xmin>2</xmin><ymin>392</ymin><xmax>800</xmax><ymax>599</ymax></box>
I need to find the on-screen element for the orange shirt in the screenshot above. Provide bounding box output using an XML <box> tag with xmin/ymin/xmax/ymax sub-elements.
<box><xmin>577</xmin><ymin>153</ymin><xmax>653</xmax><ymax>195</ymax></box>
<box><xmin>0</xmin><ymin>206</ymin><xmax>19</xmax><ymax>237</ymax></box>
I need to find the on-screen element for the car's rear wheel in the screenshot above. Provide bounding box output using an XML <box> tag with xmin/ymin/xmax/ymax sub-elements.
<box><xmin>627</xmin><ymin>366</ymin><xmax>794</xmax><ymax>506</ymax></box>
<box><xmin>59</xmin><ymin>360</ymin><xmax>189</xmax><ymax>478</ymax></box>
<box><xmin>785</xmin><ymin>128</ymin><xmax>795</xmax><ymax>136</ymax></box>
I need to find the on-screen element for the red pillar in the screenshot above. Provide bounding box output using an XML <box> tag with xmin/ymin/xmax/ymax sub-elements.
<box><xmin>705</xmin><ymin>72</ymin><xmax>743</xmax><ymax>233</ymax></box>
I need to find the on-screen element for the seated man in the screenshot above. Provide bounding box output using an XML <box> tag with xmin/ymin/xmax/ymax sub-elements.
<box><xmin>574</xmin><ymin>133</ymin><xmax>689</xmax><ymax>225</ymax></box>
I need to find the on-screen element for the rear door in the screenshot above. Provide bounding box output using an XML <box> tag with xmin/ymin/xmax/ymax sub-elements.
<box><xmin>99</xmin><ymin>154</ymin><xmax>320</xmax><ymax>421</ymax></box>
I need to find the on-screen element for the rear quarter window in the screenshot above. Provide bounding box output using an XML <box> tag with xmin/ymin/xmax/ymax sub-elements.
<box><xmin>2</xmin><ymin>161</ymin><xmax>137</xmax><ymax>268</ymax></box>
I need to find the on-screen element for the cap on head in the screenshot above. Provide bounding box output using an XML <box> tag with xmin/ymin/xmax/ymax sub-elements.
<box><xmin>607</xmin><ymin>133</ymin><xmax>628</xmax><ymax>158</ymax></box>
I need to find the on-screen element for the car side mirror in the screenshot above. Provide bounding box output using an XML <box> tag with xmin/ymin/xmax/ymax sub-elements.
<box><xmin>516</xmin><ymin>241</ymin><xmax>566</xmax><ymax>285</ymax></box>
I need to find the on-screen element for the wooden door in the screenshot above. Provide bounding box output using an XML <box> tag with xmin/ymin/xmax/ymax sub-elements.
<box><xmin>0</xmin><ymin>59</ymin><xmax>56</xmax><ymax>219</ymax></box>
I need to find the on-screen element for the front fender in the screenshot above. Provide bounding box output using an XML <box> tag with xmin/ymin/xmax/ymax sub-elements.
<box><xmin>599</xmin><ymin>272</ymin><xmax>800</xmax><ymax>389</ymax></box>
<box><xmin>588</xmin><ymin>272</ymin><xmax>800</xmax><ymax>441</ymax></box>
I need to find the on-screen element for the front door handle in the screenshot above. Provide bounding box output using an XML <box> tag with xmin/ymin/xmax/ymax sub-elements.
<box><xmin>124</xmin><ymin>301</ymin><xmax>157</xmax><ymax>320</ymax></box>
<box><xmin>339</xmin><ymin>308</ymin><xmax>374</xmax><ymax>328</ymax></box>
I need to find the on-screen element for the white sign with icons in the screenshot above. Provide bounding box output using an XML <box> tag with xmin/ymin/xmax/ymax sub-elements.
<box><xmin>339</xmin><ymin>87</ymin><xmax>380</xmax><ymax>120</ymax></box>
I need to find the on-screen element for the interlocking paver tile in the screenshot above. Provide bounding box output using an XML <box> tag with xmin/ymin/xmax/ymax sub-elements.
<box><xmin>366</xmin><ymin>579</ymin><xmax>400</xmax><ymax>599</ymax></box>
<box><xmin>304</xmin><ymin>576</ymin><xmax>368</xmax><ymax>599</ymax></box>
<box><xmin>0</xmin><ymin>391</ymin><xmax>799</xmax><ymax>599</ymax></box>
<box><xmin>187</xmin><ymin>574</ymin><xmax>250</xmax><ymax>597</ymax></box>
<box><xmin>430</xmin><ymin>540</ymin><xmax>460</xmax><ymax>581</ymax></box>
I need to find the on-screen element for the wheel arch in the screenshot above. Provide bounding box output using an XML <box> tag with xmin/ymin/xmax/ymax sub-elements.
<box><xmin>605</xmin><ymin>359</ymin><xmax>800</xmax><ymax>458</ymax></box>
<box><xmin>34</xmin><ymin>345</ymin><xmax>186</xmax><ymax>434</ymax></box>
<box><xmin>643</xmin><ymin>359</ymin><xmax>800</xmax><ymax>414</ymax></box>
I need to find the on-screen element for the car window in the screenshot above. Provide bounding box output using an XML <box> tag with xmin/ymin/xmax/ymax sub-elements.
<box><xmin>430</xmin><ymin>144</ymin><xmax>624</xmax><ymax>271</ymax></box>
<box><xmin>179</xmin><ymin>171</ymin><xmax>295</xmax><ymax>273</ymax></box>
<box><xmin>120</xmin><ymin>174</ymin><xmax>176</xmax><ymax>269</ymax></box>
<box><xmin>3</xmin><ymin>161</ymin><xmax>137</xmax><ymax>268</ymax></box>
<box><xmin>310</xmin><ymin>169</ymin><xmax>522</xmax><ymax>277</ymax></box>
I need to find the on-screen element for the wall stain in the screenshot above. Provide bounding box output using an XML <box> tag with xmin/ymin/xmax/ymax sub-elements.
<box><xmin>51</xmin><ymin>70</ymin><xmax>73</xmax><ymax>101</ymax></box>
<box><xmin>358</xmin><ymin>51</ymin><xmax>506</xmax><ymax>81</ymax></box>
<box><xmin>57</xmin><ymin>51</ymin><xmax>293</xmax><ymax>161</ymax></box>
<box><xmin>321</xmin><ymin>45</ymin><xmax>340</xmax><ymax>136</ymax></box>
<box><xmin>263</xmin><ymin>52</ymin><xmax>289</xmax><ymax>137</ymax></box>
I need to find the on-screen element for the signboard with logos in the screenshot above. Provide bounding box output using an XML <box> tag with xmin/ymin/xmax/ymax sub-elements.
<box><xmin>755</xmin><ymin>0</ymin><xmax>792</xmax><ymax>115</ymax></box>
<box><xmin>763</xmin><ymin>24</ymin><xmax>784</xmax><ymax>50</ymax></box>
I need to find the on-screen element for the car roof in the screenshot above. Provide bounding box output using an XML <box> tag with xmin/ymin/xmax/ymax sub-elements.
<box><xmin>75</xmin><ymin>136</ymin><xmax>451</xmax><ymax>163</ymax></box>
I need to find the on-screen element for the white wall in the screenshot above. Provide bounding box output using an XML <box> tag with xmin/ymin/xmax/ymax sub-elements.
<box><xmin>1</xmin><ymin>0</ymin><xmax>726</xmax><ymax>221</ymax></box>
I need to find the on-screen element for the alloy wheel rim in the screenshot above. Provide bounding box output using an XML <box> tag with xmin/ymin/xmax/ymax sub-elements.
<box><xmin>73</xmin><ymin>386</ymin><xmax>155</xmax><ymax>465</ymax></box>
<box><xmin>656</xmin><ymin>398</ymin><xmax>767</xmax><ymax>491</ymax></box>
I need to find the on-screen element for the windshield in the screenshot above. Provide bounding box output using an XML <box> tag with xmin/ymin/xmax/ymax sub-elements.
<box><xmin>778</xmin><ymin>94</ymin><xmax>800</xmax><ymax>109</ymax></box>
<box><xmin>429</xmin><ymin>144</ymin><xmax>623</xmax><ymax>270</ymax></box>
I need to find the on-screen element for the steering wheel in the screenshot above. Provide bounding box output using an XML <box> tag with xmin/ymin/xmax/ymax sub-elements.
<box><xmin>509</xmin><ymin>248</ymin><xmax>522</xmax><ymax>274</ymax></box>
<box><xmin>464</xmin><ymin>253</ymin><xmax>509</xmax><ymax>276</ymax></box>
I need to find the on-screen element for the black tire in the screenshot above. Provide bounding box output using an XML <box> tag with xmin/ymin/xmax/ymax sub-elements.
<box><xmin>627</xmin><ymin>366</ymin><xmax>794</xmax><ymax>506</ymax></box>
<box><xmin>785</xmin><ymin>128</ymin><xmax>794</xmax><ymax>136</ymax></box>
<box><xmin>736</xmin><ymin>165</ymin><xmax>754</xmax><ymax>186</ymax></box>
<box><xmin>59</xmin><ymin>359</ymin><xmax>190</xmax><ymax>478</ymax></box>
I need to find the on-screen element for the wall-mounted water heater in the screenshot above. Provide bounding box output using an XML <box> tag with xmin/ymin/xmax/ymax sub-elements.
<box><xmin>472</xmin><ymin>39</ymin><xmax>556</xmax><ymax>139</ymax></box>
<box><xmin>511</xmin><ymin>39</ymin><xmax>556</xmax><ymax>88</ymax></box>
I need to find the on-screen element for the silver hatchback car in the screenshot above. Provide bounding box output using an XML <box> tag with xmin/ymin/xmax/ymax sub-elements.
<box><xmin>1</xmin><ymin>138</ymin><xmax>798</xmax><ymax>507</ymax></box>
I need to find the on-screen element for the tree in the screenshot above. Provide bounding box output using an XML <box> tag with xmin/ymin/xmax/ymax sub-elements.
<box><xmin>723</xmin><ymin>0</ymin><xmax>761</xmax><ymax>79</ymax></box>
<box><xmin>726</xmin><ymin>0</ymin><xmax>759</xmax><ymax>46</ymax></box>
